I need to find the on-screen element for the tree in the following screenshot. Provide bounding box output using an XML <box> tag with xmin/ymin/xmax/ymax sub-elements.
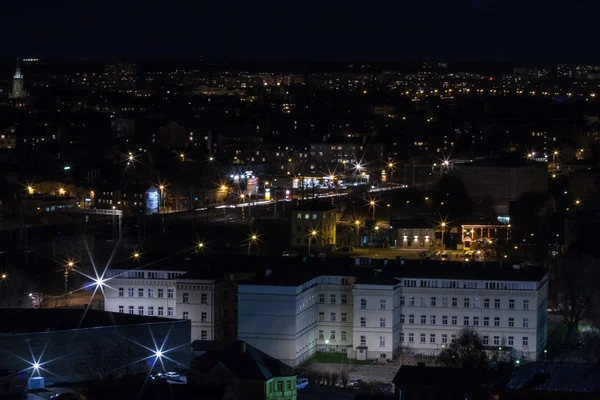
<box><xmin>75</xmin><ymin>337</ymin><xmax>146</xmax><ymax>381</ymax></box>
<box><xmin>437</xmin><ymin>328</ymin><xmax>489</xmax><ymax>370</ymax></box>
<box><xmin>394</xmin><ymin>344</ymin><xmax>416</xmax><ymax>368</ymax></box>
<box><xmin>553</xmin><ymin>251</ymin><xmax>600</xmax><ymax>343</ymax></box>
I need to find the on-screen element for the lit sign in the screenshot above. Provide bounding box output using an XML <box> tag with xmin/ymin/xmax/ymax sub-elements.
<box><xmin>265</xmin><ymin>188</ymin><xmax>271</xmax><ymax>201</ymax></box>
<box><xmin>285</xmin><ymin>190</ymin><xmax>291</xmax><ymax>200</ymax></box>
<box><xmin>381</xmin><ymin>169</ymin><xmax>387</xmax><ymax>182</ymax></box>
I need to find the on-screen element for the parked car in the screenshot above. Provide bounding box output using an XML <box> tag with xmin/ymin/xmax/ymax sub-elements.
<box><xmin>296</xmin><ymin>378</ymin><xmax>309</xmax><ymax>389</ymax></box>
<box><xmin>348</xmin><ymin>379</ymin><xmax>363</xmax><ymax>388</ymax></box>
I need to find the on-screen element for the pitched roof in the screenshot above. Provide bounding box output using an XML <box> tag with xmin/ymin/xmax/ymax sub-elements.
<box><xmin>507</xmin><ymin>363</ymin><xmax>600</xmax><ymax>393</ymax></box>
<box><xmin>191</xmin><ymin>340</ymin><xmax>296</xmax><ymax>381</ymax></box>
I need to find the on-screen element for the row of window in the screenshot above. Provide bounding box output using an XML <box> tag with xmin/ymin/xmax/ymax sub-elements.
<box><xmin>397</xmin><ymin>315</ymin><xmax>531</xmax><ymax>328</ymax></box>
<box><xmin>397</xmin><ymin>296</ymin><xmax>530</xmax><ymax>310</ymax></box>
<box><xmin>402</xmin><ymin>279</ymin><xmax>536</xmax><ymax>291</ymax></box>
<box><xmin>118</xmin><ymin>305</ymin><xmax>175</xmax><ymax>317</ymax></box>
<box><xmin>358</xmin><ymin>335</ymin><xmax>387</xmax><ymax>347</ymax></box>
<box><xmin>118</xmin><ymin>288</ymin><xmax>211</xmax><ymax>304</ymax></box>
<box><xmin>318</xmin><ymin>293</ymin><xmax>348</xmax><ymax>304</ymax></box>
<box><xmin>318</xmin><ymin>330</ymin><xmax>348</xmax><ymax>341</ymax></box>
<box><xmin>399</xmin><ymin>332</ymin><xmax>529</xmax><ymax>347</ymax></box>
<box><xmin>318</xmin><ymin>312</ymin><xmax>348</xmax><ymax>322</ymax></box>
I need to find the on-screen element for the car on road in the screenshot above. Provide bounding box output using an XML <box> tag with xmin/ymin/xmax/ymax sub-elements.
<box><xmin>348</xmin><ymin>379</ymin><xmax>363</xmax><ymax>389</ymax></box>
<box><xmin>282</xmin><ymin>250</ymin><xmax>299</xmax><ymax>257</ymax></box>
<box><xmin>297</xmin><ymin>378</ymin><xmax>309</xmax><ymax>389</ymax></box>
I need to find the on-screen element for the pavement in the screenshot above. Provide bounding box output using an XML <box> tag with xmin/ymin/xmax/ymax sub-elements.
<box><xmin>309</xmin><ymin>363</ymin><xmax>399</xmax><ymax>384</ymax></box>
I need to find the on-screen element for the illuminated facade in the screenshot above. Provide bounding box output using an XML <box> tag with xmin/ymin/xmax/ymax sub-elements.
<box><xmin>9</xmin><ymin>59</ymin><xmax>26</xmax><ymax>99</ymax></box>
<box><xmin>103</xmin><ymin>267</ymin><xmax>237</xmax><ymax>342</ymax></box>
<box><xmin>291</xmin><ymin>203</ymin><xmax>337</xmax><ymax>250</ymax></box>
<box><xmin>238</xmin><ymin>263</ymin><xmax>548</xmax><ymax>366</ymax></box>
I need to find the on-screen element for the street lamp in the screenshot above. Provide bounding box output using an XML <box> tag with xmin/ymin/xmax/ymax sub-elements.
<box><xmin>440</xmin><ymin>222</ymin><xmax>446</xmax><ymax>254</ymax></box>
<box><xmin>370</xmin><ymin>226</ymin><xmax>379</xmax><ymax>249</ymax></box>
<box><xmin>159</xmin><ymin>185</ymin><xmax>165</xmax><ymax>213</ymax></box>
<box><xmin>248</xmin><ymin>234</ymin><xmax>258</xmax><ymax>255</ymax></box>
<box><xmin>64</xmin><ymin>261</ymin><xmax>75</xmax><ymax>294</ymax></box>
<box><xmin>1</xmin><ymin>273</ymin><xmax>7</xmax><ymax>280</ymax></box>
<box><xmin>308</xmin><ymin>230</ymin><xmax>318</xmax><ymax>256</ymax></box>
<box><xmin>369</xmin><ymin>200</ymin><xmax>376</xmax><ymax>221</ymax></box>
<box><xmin>354</xmin><ymin>220</ymin><xmax>361</xmax><ymax>247</ymax></box>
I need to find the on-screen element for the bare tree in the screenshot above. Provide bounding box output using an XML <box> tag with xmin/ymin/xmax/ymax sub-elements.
<box><xmin>553</xmin><ymin>253</ymin><xmax>600</xmax><ymax>343</ymax></box>
<box><xmin>394</xmin><ymin>344</ymin><xmax>416</xmax><ymax>368</ymax></box>
<box><xmin>75</xmin><ymin>337</ymin><xmax>146</xmax><ymax>381</ymax></box>
<box><xmin>437</xmin><ymin>328</ymin><xmax>489</xmax><ymax>370</ymax></box>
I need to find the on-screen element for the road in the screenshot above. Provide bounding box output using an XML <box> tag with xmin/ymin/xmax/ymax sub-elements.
<box><xmin>309</xmin><ymin>363</ymin><xmax>399</xmax><ymax>385</ymax></box>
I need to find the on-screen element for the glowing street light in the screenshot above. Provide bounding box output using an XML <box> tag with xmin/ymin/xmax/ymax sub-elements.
<box><xmin>248</xmin><ymin>233</ymin><xmax>259</xmax><ymax>255</ymax></box>
<box><xmin>154</xmin><ymin>350</ymin><xmax>163</xmax><ymax>359</ymax></box>
<box><xmin>58</xmin><ymin>187</ymin><xmax>66</xmax><ymax>195</ymax></box>
<box><xmin>308</xmin><ymin>230</ymin><xmax>318</xmax><ymax>256</ymax></box>
<box><xmin>1</xmin><ymin>273</ymin><xmax>7</xmax><ymax>280</ymax></box>
<box><xmin>440</xmin><ymin>221</ymin><xmax>447</xmax><ymax>254</ymax></box>
<box><xmin>368</xmin><ymin>199</ymin><xmax>376</xmax><ymax>221</ymax></box>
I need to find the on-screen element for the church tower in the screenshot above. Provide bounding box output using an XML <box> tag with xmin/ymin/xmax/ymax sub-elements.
<box><xmin>9</xmin><ymin>58</ymin><xmax>26</xmax><ymax>99</ymax></box>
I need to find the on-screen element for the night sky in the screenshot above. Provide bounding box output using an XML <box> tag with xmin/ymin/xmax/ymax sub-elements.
<box><xmin>3</xmin><ymin>0</ymin><xmax>600</xmax><ymax>62</ymax></box>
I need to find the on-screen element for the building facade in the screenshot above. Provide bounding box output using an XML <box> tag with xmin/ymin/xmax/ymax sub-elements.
<box><xmin>291</xmin><ymin>204</ymin><xmax>337</xmax><ymax>250</ymax></box>
<box><xmin>103</xmin><ymin>268</ymin><xmax>237</xmax><ymax>342</ymax></box>
<box><xmin>238</xmin><ymin>263</ymin><xmax>548</xmax><ymax>366</ymax></box>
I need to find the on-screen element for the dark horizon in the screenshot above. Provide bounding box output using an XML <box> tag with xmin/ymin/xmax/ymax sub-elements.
<box><xmin>3</xmin><ymin>0</ymin><xmax>600</xmax><ymax>65</ymax></box>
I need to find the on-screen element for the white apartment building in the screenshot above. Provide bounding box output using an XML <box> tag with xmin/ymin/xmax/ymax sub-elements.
<box><xmin>103</xmin><ymin>267</ymin><xmax>237</xmax><ymax>342</ymax></box>
<box><xmin>237</xmin><ymin>274</ymin><xmax>355</xmax><ymax>366</ymax></box>
<box><xmin>238</xmin><ymin>263</ymin><xmax>548</xmax><ymax>366</ymax></box>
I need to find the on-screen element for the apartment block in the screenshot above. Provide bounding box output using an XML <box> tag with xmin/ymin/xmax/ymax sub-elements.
<box><xmin>238</xmin><ymin>261</ymin><xmax>548</xmax><ymax>366</ymax></box>
<box><xmin>103</xmin><ymin>267</ymin><xmax>238</xmax><ymax>342</ymax></box>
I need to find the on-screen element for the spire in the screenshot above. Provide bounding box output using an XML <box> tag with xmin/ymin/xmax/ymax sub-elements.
<box><xmin>14</xmin><ymin>57</ymin><xmax>22</xmax><ymax>80</ymax></box>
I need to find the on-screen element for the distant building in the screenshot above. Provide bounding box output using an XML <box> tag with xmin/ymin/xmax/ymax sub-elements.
<box><xmin>189</xmin><ymin>340</ymin><xmax>298</xmax><ymax>400</ymax></box>
<box><xmin>9</xmin><ymin>59</ymin><xmax>26</xmax><ymax>100</ymax></box>
<box><xmin>0</xmin><ymin>309</ymin><xmax>190</xmax><ymax>384</ymax></box>
<box><xmin>0</xmin><ymin>125</ymin><xmax>17</xmax><ymax>149</ymax></box>
<box><xmin>103</xmin><ymin>264</ymin><xmax>238</xmax><ymax>342</ymax></box>
<box><xmin>238</xmin><ymin>261</ymin><xmax>548</xmax><ymax>366</ymax></box>
<box><xmin>291</xmin><ymin>203</ymin><xmax>337</xmax><ymax>250</ymax></box>
<box><xmin>453</xmin><ymin>159</ymin><xmax>548</xmax><ymax>215</ymax></box>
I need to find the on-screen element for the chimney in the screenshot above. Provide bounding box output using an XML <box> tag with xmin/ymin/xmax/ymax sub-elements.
<box><xmin>265</xmin><ymin>269</ymin><xmax>271</xmax><ymax>276</ymax></box>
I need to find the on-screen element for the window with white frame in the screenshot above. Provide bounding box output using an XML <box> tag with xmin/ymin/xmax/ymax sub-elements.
<box><xmin>452</xmin><ymin>298</ymin><xmax>458</xmax><ymax>307</ymax></box>
<box><xmin>430</xmin><ymin>334</ymin><xmax>435</xmax><ymax>343</ymax></box>
<box><xmin>409</xmin><ymin>314</ymin><xmax>415</xmax><ymax>324</ymax></box>
<box><xmin>484</xmin><ymin>317</ymin><xmax>489</xmax><ymax>326</ymax></box>
<box><xmin>430</xmin><ymin>297</ymin><xmax>436</xmax><ymax>307</ymax></box>
<box><xmin>361</xmin><ymin>336</ymin><xmax>366</xmax><ymax>346</ymax></box>
<box><xmin>509</xmin><ymin>317</ymin><xmax>514</xmax><ymax>327</ymax></box>
<box><xmin>168</xmin><ymin>307</ymin><xmax>174</xmax><ymax>317</ymax></box>
<box><xmin>508</xmin><ymin>336</ymin><xmax>514</xmax><ymax>346</ymax></box>
<box><xmin>138</xmin><ymin>288</ymin><xmax>143</xmax><ymax>297</ymax></box>
<box><xmin>360</xmin><ymin>317</ymin><xmax>366</xmax><ymax>327</ymax></box>
<box><xmin>452</xmin><ymin>316</ymin><xmax>457</xmax><ymax>325</ymax></box>
<box><xmin>408</xmin><ymin>333</ymin><xmax>414</xmax><ymax>342</ymax></box>
<box><xmin>400</xmin><ymin>333</ymin><xmax>405</xmax><ymax>342</ymax></box>
<box><xmin>183</xmin><ymin>292</ymin><xmax>189</xmax><ymax>303</ymax></box>
<box><xmin>158</xmin><ymin>289</ymin><xmax>164</xmax><ymax>298</ymax></box>
<box><xmin>330</xmin><ymin>331</ymin><xmax>336</xmax><ymax>340</ymax></box>
<box><xmin>128</xmin><ymin>306</ymin><xmax>134</xmax><ymax>315</ymax></box>
<box><xmin>523</xmin><ymin>299</ymin><xmax>529</xmax><ymax>310</ymax></box>
<box><xmin>201</xmin><ymin>293</ymin><xmax>207</xmax><ymax>304</ymax></box>
<box><xmin>442</xmin><ymin>316</ymin><xmax>448</xmax><ymax>325</ymax></box>
<box><xmin>341</xmin><ymin>331</ymin><xmax>347</xmax><ymax>341</ymax></box>
<box><xmin>494</xmin><ymin>317</ymin><xmax>500</xmax><ymax>327</ymax></box>
<box><xmin>158</xmin><ymin>307</ymin><xmax>164</xmax><ymax>316</ymax></box>
<box><xmin>330</xmin><ymin>313</ymin><xmax>336</xmax><ymax>322</ymax></box>
<box><xmin>318</xmin><ymin>330</ymin><xmax>324</xmax><ymax>339</ymax></box>
<box><xmin>148</xmin><ymin>306</ymin><xmax>154</xmax><ymax>316</ymax></box>
<box><xmin>361</xmin><ymin>299</ymin><xmax>367</xmax><ymax>308</ymax></box>
<box><xmin>420</xmin><ymin>334</ymin><xmax>426</xmax><ymax>343</ymax></box>
<box><xmin>201</xmin><ymin>330</ymin><xmax>207</xmax><ymax>340</ymax></box>
<box><xmin>421</xmin><ymin>315</ymin><xmax>426</xmax><ymax>324</ymax></box>
<box><xmin>442</xmin><ymin>334</ymin><xmax>448</xmax><ymax>344</ymax></box>
<box><xmin>138</xmin><ymin>306</ymin><xmax>143</xmax><ymax>315</ymax></box>
<box><xmin>420</xmin><ymin>297</ymin><xmax>427</xmax><ymax>307</ymax></box>
<box><xmin>118</xmin><ymin>288</ymin><xmax>124</xmax><ymax>297</ymax></box>
<box><xmin>483</xmin><ymin>336</ymin><xmax>489</xmax><ymax>345</ymax></box>
<box><xmin>183</xmin><ymin>311</ymin><xmax>189</xmax><ymax>320</ymax></box>
<box><xmin>128</xmin><ymin>288</ymin><xmax>134</xmax><ymax>297</ymax></box>
<box><xmin>168</xmin><ymin>289</ymin><xmax>174</xmax><ymax>298</ymax></box>
<box><xmin>400</xmin><ymin>314</ymin><xmax>405</xmax><ymax>323</ymax></box>
<box><xmin>330</xmin><ymin>294</ymin><xmax>336</xmax><ymax>304</ymax></box>
<box><xmin>464</xmin><ymin>298</ymin><xmax>470</xmax><ymax>308</ymax></box>
<box><xmin>430</xmin><ymin>315</ymin><xmax>436</xmax><ymax>324</ymax></box>
<box><xmin>341</xmin><ymin>313</ymin><xmax>347</xmax><ymax>322</ymax></box>
<box><xmin>473</xmin><ymin>316</ymin><xmax>479</xmax><ymax>326</ymax></box>
<box><xmin>409</xmin><ymin>296</ymin><xmax>415</xmax><ymax>306</ymax></box>
<box><xmin>522</xmin><ymin>336</ymin><xmax>529</xmax><ymax>346</ymax></box>
<box><xmin>201</xmin><ymin>312</ymin><xmax>207</xmax><ymax>321</ymax></box>
<box><xmin>341</xmin><ymin>294</ymin><xmax>347</xmax><ymax>304</ymax></box>
<box><xmin>523</xmin><ymin>318</ymin><xmax>529</xmax><ymax>328</ymax></box>
<box><xmin>118</xmin><ymin>305</ymin><xmax>124</xmax><ymax>313</ymax></box>
<box><xmin>451</xmin><ymin>334</ymin><xmax>457</xmax><ymax>343</ymax></box>
<box><xmin>509</xmin><ymin>299</ymin><xmax>515</xmax><ymax>309</ymax></box>
<box><xmin>464</xmin><ymin>316</ymin><xmax>470</xmax><ymax>326</ymax></box>
<box><xmin>380</xmin><ymin>318</ymin><xmax>386</xmax><ymax>327</ymax></box>
<box><xmin>484</xmin><ymin>298</ymin><xmax>490</xmax><ymax>308</ymax></box>
<box><xmin>380</xmin><ymin>299</ymin><xmax>387</xmax><ymax>309</ymax></box>
<box><xmin>442</xmin><ymin>297</ymin><xmax>448</xmax><ymax>307</ymax></box>
<box><xmin>494</xmin><ymin>299</ymin><xmax>501</xmax><ymax>309</ymax></box>
<box><xmin>319</xmin><ymin>312</ymin><xmax>325</xmax><ymax>321</ymax></box>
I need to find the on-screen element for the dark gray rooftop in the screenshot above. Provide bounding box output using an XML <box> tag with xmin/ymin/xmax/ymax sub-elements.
<box><xmin>0</xmin><ymin>309</ymin><xmax>183</xmax><ymax>335</ymax></box>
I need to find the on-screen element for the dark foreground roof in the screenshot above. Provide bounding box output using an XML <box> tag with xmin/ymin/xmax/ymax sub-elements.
<box><xmin>507</xmin><ymin>363</ymin><xmax>600</xmax><ymax>393</ymax></box>
<box><xmin>191</xmin><ymin>340</ymin><xmax>297</xmax><ymax>380</ymax></box>
<box><xmin>294</xmin><ymin>202</ymin><xmax>337</xmax><ymax>212</ymax></box>
<box><xmin>81</xmin><ymin>381</ymin><xmax>226</xmax><ymax>400</ymax></box>
<box><xmin>0</xmin><ymin>309</ymin><xmax>183</xmax><ymax>335</ymax></box>
<box><xmin>393</xmin><ymin>365</ymin><xmax>490</xmax><ymax>387</ymax></box>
